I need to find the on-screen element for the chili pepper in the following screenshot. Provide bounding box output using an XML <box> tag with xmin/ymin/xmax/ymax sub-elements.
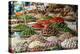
<box><xmin>49</xmin><ymin>17</ymin><xmax>64</xmax><ymax>23</ymax></box>
<box><xmin>32</xmin><ymin>23</ymin><xmax>44</xmax><ymax>29</ymax></box>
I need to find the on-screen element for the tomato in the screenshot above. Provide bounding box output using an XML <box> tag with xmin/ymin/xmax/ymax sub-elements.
<box><xmin>49</xmin><ymin>17</ymin><xmax>64</xmax><ymax>23</ymax></box>
<box><xmin>37</xmin><ymin>20</ymin><xmax>50</xmax><ymax>25</ymax></box>
<box><xmin>32</xmin><ymin>23</ymin><xmax>44</xmax><ymax>29</ymax></box>
<box><xmin>42</xmin><ymin>20</ymin><xmax>50</xmax><ymax>25</ymax></box>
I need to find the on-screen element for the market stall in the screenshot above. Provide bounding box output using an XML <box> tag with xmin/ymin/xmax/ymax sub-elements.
<box><xmin>9</xmin><ymin>1</ymin><xmax>78</xmax><ymax>53</ymax></box>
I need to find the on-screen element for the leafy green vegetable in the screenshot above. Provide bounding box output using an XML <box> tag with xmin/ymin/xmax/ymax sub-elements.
<box><xmin>21</xmin><ymin>27</ymin><xmax>36</xmax><ymax>37</ymax></box>
<box><xmin>14</xmin><ymin>24</ymin><xmax>36</xmax><ymax>37</ymax></box>
<box><xmin>14</xmin><ymin>24</ymin><xmax>27</xmax><ymax>31</ymax></box>
<box><xmin>19</xmin><ymin>15</ymin><xmax>34</xmax><ymax>20</ymax></box>
<box><xmin>50</xmin><ymin>23</ymin><xmax>66</xmax><ymax>28</ymax></box>
<box><xmin>63</xmin><ymin>26</ymin><xmax>72</xmax><ymax>32</ymax></box>
<box><xmin>50</xmin><ymin>23</ymin><xmax>73</xmax><ymax>32</ymax></box>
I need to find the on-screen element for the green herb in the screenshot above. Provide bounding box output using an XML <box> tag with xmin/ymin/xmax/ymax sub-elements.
<box><xmin>21</xmin><ymin>27</ymin><xmax>36</xmax><ymax>37</ymax></box>
<box><xmin>14</xmin><ymin>24</ymin><xmax>36</xmax><ymax>36</ymax></box>
<box><xmin>50</xmin><ymin>23</ymin><xmax>73</xmax><ymax>32</ymax></box>
<box><xmin>63</xmin><ymin>26</ymin><xmax>72</xmax><ymax>32</ymax></box>
<box><xmin>14</xmin><ymin>24</ymin><xmax>27</xmax><ymax>31</ymax></box>
<box><xmin>51</xmin><ymin>23</ymin><xmax>66</xmax><ymax>28</ymax></box>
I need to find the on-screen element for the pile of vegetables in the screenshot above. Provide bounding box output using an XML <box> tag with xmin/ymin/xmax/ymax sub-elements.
<box><xmin>14</xmin><ymin>24</ymin><xmax>27</xmax><ymax>31</ymax></box>
<box><xmin>32</xmin><ymin>17</ymin><xmax>77</xmax><ymax>35</ymax></box>
<box><xmin>21</xmin><ymin>27</ymin><xmax>36</xmax><ymax>37</ymax></box>
<box><xmin>50</xmin><ymin>23</ymin><xmax>72</xmax><ymax>32</ymax></box>
<box><xmin>11</xmin><ymin>15</ymin><xmax>77</xmax><ymax>52</ymax></box>
<box><xmin>32</xmin><ymin>17</ymin><xmax>65</xmax><ymax>29</ymax></box>
<box><xmin>19</xmin><ymin>15</ymin><xmax>36</xmax><ymax>21</ymax></box>
<box><xmin>49</xmin><ymin>17</ymin><xmax>77</xmax><ymax>35</ymax></box>
<box><xmin>14</xmin><ymin>16</ymin><xmax>76</xmax><ymax>36</ymax></box>
<box><xmin>49</xmin><ymin>17</ymin><xmax>64</xmax><ymax>23</ymax></box>
<box><xmin>14</xmin><ymin>24</ymin><xmax>36</xmax><ymax>37</ymax></box>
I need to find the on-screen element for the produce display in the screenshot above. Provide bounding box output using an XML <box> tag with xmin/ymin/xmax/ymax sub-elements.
<box><xmin>9</xmin><ymin>1</ymin><xmax>78</xmax><ymax>53</ymax></box>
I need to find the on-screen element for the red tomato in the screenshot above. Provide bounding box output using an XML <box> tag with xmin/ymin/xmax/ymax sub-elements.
<box><xmin>32</xmin><ymin>23</ymin><xmax>44</xmax><ymax>29</ymax></box>
<box><xmin>37</xmin><ymin>20</ymin><xmax>50</xmax><ymax>25</ymax></box>
<box><xmin>49</xmin><ymin>17</ymin><xmax>64</xmax><ymax>23</ymax></box>
<box><xmin>42</xmin><ymin>20</ymin><xmax>50</xmax><ymax>25</ymax></box>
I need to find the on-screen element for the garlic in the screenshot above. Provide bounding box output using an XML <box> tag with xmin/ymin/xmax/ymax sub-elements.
<box><xmin>61</xmin><ymin>37</ymin><xmax>78</xmax><ymax>49</ymax></box>
<box><xmin>14</xmin><ymin>40</ymin><xmax>28</xmax><ymax>52</ymax></box>
<box><xmin>28</xmin><ymin>41</ymin><xmax>45</xmax><ymax>48</ymax></box>
<box><xmin>46</xmin><ymin>36</ymin><xmax>58</xmax><ymax>43</ymax></box>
